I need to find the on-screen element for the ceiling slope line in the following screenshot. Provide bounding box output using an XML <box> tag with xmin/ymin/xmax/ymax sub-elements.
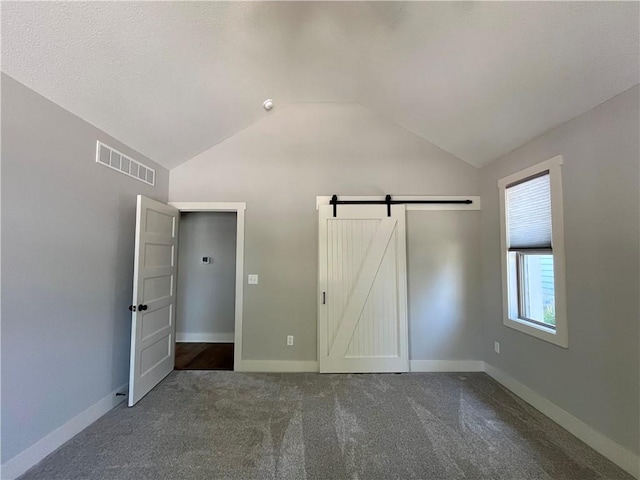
<box><xmin>483</xmin><ymin>82</ymin><xmax>640</xmax><ymax>168</ymax></box>
<box><xmin>353</xmin><ymin>101</ymin><xmax>479</xmax><ymax>169</ymax></box>
<box><xmin>169</xmin><ymin>101</ymin><xmax>295</xmax><ymax>171</ymax></box>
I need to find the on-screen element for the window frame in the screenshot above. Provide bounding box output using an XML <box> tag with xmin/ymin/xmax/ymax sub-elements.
<box><xmin>515</xmin><ymin>250</ymin><xmax>554</xmax><ymax>329</ymax></box>
<box><xmin>498</xmin><ymin>156</ymin><xmax>568</xmax><ymax>347</ymax></box>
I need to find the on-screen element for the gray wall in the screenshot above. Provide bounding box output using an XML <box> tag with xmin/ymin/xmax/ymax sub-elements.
<box><xmin>176</xmin><ymin>212</ymin><xmax>237</xmax><ymax>338</ymax></box>
<box><xmin>407</xmin><ymin>211</ymin><xmax>481</xmax><ymax>361</ymax></box>
<box><xmin>1</xmin><ymin>74</ymin><xmax>169</xmax><ymax>462</ymax></box>
<box><xmin>479</xmin><ymin>85</ymin><xmax>640</xmax><ymax>454</ymax></box>
<box><xmin>170</xmin><ymin>103</ymin><xmax>481</xmax><ymax>362</ymax></box>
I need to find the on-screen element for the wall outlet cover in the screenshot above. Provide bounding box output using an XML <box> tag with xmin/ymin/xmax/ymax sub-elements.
<box><xmin>287</xmin><ymin>335</ymin><xmax>294</xmax><ymax>346</ymax></box>
<box><xmin>248</xmin><ymin>274</ymin><xmax>259</xmax><ymax>284</ymax></box>
<box><xmin>494</xmin><ymin>341</ymin><xmax>500</xmax><ymax>354</ymax></box>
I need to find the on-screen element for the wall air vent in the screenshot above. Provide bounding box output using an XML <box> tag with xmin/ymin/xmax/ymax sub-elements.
<box><xmin>95</xmin><ymin>141</ymin><xmax>155</xmax><ymax>186</ymax></box>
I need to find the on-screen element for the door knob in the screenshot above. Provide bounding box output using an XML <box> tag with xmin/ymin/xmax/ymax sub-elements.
<box><xmin>138</xmin><ymin>304</ymin><xmax>148</xmax><ymax>311</ymax></box>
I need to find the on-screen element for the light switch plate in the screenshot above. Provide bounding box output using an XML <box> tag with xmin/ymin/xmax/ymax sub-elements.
<box><xmin>248</xmin><ymin>274</ymin><xmax>259</xmax><ymax>285</ymax></box>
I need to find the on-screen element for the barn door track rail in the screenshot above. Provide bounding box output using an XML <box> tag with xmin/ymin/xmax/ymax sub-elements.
<box><xmin>330</xmin><ymin>194</ymin><xmax>473</xmax><ymax>217</ymax></box>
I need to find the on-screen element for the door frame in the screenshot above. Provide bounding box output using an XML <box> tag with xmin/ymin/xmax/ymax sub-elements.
<box><xmin>168</xmin><ymin>202</ymin><xmax>246</xmax><ymax>370</ymax></box>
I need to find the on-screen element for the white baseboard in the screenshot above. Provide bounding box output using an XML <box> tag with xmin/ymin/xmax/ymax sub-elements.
<box><xmin>238</xmin><ymin>360</ymin><xmax>485</xmax><ymax>374</ymax></box>
<box><xmin>410</xmin><ymin>360</ymin><xmax>485</xmax><ymax>372</ymax></box>
<box><xmin>484</xmin><ymin>363</ymin><xmax>639</xmax><ymax>479</ymax></box>
<box><xmin>176</xmin><ymin>333</ymin><xmax>234</xmax><ymax>343</ymax></box>
<box><xmin>237</xmin><ymin>360</ymin><xmax>319</xmax><ymax>373</ymax></box>
<box><xmin>1</xmin><ymin>383</ymin><xmax>128</xmax><ymax>480</ymax></box>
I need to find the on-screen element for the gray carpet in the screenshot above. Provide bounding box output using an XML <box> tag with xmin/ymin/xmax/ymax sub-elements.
<box><xmin>19</xmin><ymin>372</ymin><xmax>632</xmax><ymax>480</ymax></box>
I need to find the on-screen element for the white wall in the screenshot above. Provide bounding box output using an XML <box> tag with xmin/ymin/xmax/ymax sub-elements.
<box><xmin>170</xmin><ymin>102</ymin><xmax>481</xmax><ymax>363</ymax></box>
<box><xmin>480</xmin><ymin>85</ymin><xmax>640</xmax><ymax>455</ymax></box>
<box><xmin>0</xmin><ymin>74</ymin><xmax>169</xmax><ymax>464</ymax></box>
<box><xmin>176</xmin><ymin>212</ymin><xmax>237</xmax><ymax>340</ymax></box>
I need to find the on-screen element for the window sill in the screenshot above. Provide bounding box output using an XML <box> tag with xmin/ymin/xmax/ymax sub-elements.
<box><xmin>504</xmin><ymin>316</ymin><xmax>568</xmax><ymax>348</ymax></box>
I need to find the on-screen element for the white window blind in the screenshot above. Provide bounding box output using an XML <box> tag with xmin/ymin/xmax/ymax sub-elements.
<box><xmin>506</xmin><ymin>171</ymin><xmax>552</xmax><ymax>250</ymax></box>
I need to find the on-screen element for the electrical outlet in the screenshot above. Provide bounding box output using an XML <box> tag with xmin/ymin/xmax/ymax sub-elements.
<box><xmin>494</xmin><ymin>341</ymin><xmax>500</xmax><ymax>354</ymax></box>
<box><xmin>248</xmin><ymin>274</ymin><xmax>259</xmax><ymax>285</ymax></box>
<box><xmin>287</xmin><ymin>335</ymin><xmax>294</xmax><ymax>346</ymax></box>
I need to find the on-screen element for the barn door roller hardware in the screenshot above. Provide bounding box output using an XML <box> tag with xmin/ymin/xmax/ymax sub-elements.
<box><xmin>330</xmin><ymin>195</ymin><xmax>473</xmax><ymax>217</ymax></box>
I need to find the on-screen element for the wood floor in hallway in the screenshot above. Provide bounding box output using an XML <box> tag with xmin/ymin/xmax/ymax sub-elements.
<box><xmin>174</xmin><ymin>342</ymin><xmax>234</xmax><ymax>370</ymax></box>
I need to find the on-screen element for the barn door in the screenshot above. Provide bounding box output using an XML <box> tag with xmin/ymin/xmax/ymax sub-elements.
<box><xmin>318</xmin><ymin>204</ymin><xmax>409</xmax><ymax>373</ymax></box>
<box><xmin>128</xmin><ymin>195</ymin><xmax>179</xmax><ymax>406</ymax></box>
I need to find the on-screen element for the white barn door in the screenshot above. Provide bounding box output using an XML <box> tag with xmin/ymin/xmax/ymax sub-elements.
<box><xmin>128</xmin><ymin>196</ymin><xmax>179</xmax><ymax>406</ymax></box>
<box><xmin>318</xmin><ymin>204</ymin><xmax>409</xmax><ymax>373</ymax></box>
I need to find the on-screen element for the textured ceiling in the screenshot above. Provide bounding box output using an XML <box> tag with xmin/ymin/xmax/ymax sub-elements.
<box><xmin>2</xmin><ymin>2</ymin><xmax>639</xmax><ymax>169</ymax></box>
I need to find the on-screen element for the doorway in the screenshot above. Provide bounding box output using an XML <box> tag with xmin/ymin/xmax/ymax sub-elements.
<box><xmin>174</xmin><ymin>211</ymin><xmax>237</xmax><ymax>370</ymax></box>
<box><xmin>169</xmin><ymin>201</ymin><xmax>246</xmax><ymax>373</ymax></box>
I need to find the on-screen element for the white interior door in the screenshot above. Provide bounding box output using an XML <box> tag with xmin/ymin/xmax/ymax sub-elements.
<box><xmin>318</xmin><ymin>204</ymin><xmax>409</xmax><ymax>373</ymax></box>
<box><xmin>128</xmin><ymin>195</ymin><xmax>179</xmax><ymax>406</ymax></box>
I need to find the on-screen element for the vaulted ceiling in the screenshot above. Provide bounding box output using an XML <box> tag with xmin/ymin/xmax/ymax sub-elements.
<box><xmin>2</xmin><ymin>2</ymin><xmax>638</xmax><ymax>169</ymax></box>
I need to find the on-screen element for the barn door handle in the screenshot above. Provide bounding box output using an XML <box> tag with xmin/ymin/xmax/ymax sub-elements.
<box><xmin>138</xmin><ymin>304</ymin><xmax>148</xmax><ymax>311</ymax></box>
<box><xmin>128</xmin><ymin>305</ymin><xmax>136</xmax><ymax>312</ymax></box>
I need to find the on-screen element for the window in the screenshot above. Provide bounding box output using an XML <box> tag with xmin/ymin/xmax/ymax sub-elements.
<box><xmin>498</xmin><ymin>156</ymin><xmax>567</xmax><ymax>347</ymax></box>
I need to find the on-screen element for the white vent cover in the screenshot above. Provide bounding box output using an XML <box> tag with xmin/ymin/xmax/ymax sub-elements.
<box><xmin>95</xmin><ymin>141</ymin><xmax>155</xmax><ymax>186</ymax></box>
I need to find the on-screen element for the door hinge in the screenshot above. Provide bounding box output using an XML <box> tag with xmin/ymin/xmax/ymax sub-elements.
<box><xmin>322</xmin><ymin>292</ymin><xmax>326</xmax><ymax>305</ymax></box>
<box><xmin>128</xmin><ymin>305</ymin><xmax>136</xmax><ymax>312</ymax></box>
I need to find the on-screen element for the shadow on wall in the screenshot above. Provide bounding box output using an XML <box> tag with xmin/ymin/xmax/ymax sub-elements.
<box><xmin>111</xmin><ymin>192</ymin><xmax>137</xmax><ymax>388</ymax></box>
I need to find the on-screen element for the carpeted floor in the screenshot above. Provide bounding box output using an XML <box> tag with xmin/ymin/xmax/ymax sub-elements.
<box><xmin>19</xmin><ymin>372</ymin><xmax>632</xmax><ymax>480</ymax></box>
